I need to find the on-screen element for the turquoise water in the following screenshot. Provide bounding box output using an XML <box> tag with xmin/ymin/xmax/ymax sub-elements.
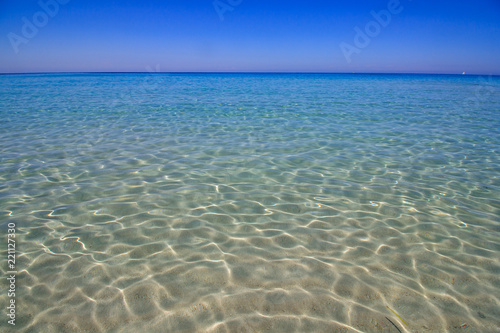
<box><xmin>1</xmin><ymin>73</ymin><xmax>499</xmax><ymax>332</ymax></box>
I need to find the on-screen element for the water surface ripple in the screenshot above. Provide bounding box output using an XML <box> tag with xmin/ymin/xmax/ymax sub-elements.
<box><xmin>1</xmin><ymin>74</ymin><xmax>499</xmax><ymax>332</ymax></box>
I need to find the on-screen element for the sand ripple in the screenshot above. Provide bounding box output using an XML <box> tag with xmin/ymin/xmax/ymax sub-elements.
<box><xmin>1</xmin><ymin>74</ymin><xmax>500</xmax><ymax>332</ymax></box>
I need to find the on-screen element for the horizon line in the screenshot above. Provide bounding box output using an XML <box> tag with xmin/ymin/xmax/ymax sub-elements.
<box><xmin>1</xmin><ymin>71</ymin><xmax>498</xmax><ymax>76</ymax></box>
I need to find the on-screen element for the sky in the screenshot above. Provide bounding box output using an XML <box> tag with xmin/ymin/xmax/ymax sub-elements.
<box><xmin>0</xmin><ymin>0</ymin><xmax>499</xmax><ymax>74</ymax></box>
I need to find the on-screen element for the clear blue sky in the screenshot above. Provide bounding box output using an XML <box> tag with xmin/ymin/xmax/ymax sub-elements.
<box><xmin>1</xmin><ymin>0</ymin><xmax>499</xmax><ymax>74</ymax></box>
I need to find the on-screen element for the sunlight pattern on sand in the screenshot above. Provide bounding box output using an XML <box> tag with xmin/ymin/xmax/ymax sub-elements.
<box><xmin>0</xmin><ymin>73</ymin><xmax>499</xmax><ymax>332</ymax></box>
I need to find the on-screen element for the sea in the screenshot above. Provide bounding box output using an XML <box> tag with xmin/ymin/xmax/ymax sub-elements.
<box><xmin>1</xmin><ymin>73</ymin><xmax>499</xmax><ymax>332</ymax></box>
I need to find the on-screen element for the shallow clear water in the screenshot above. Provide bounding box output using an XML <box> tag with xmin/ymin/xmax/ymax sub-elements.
<box><xmin>1</xmin><ymin>73</ymin><xmax>499</xmax><ymax>332</ymax></box>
